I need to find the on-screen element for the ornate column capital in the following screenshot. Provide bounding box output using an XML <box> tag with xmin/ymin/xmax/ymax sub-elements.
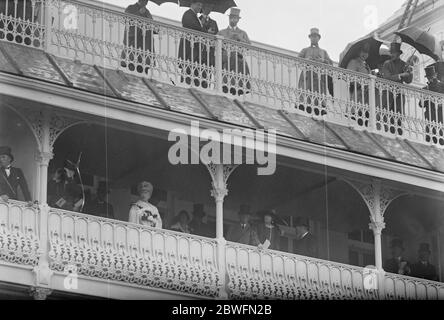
<box><xmin>369</xmin><ymin>220</ymin><xmax>386</xmax><ymax>234</ymax></box>
<box><xmin>29</xmin><ymin>287</ymin><xmax>52</xmax><ymax>300</ymax></box>
<box><xmin>211</xmin><ymin>187</ymin><xmax>228</xmax><ymax>202</ymax></box>
<box><xmin>35</xmin><ymin>151</ymin><xmax>54</xmax><ymax>165</ymax></box>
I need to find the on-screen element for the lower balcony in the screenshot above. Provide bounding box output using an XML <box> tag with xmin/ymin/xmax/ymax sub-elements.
<box><xmin>1</xmin><ymin>200</ymin><xmax>443</xmax><ymax>300</ymax></box>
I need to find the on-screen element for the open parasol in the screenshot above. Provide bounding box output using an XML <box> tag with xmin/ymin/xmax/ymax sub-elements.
<box><xmin>179</xmin><ymin>0</ymin><xmax>237</xmax><ymax>14</ymax></box>
<box><xmin>339</xmin><ymin>35</ymin><xmax>386</xmax><ymax>70</ymax></box>
<box><xmin>394</xmin><ymin>26</ymin><xmax>442</xmax><ymax>61</ymax></box>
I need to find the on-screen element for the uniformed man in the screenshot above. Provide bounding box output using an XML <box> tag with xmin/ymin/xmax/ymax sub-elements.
<box><xmin>0</xmin><ymin>146</ymin><xmax>32</xmax><ymax>203</ymax></box>
<box><xmin>410</xmin><ymin>243</ymin><xmax>438</xmax><ymax>281</ymax></box>
<box><xmin>218</xmin><ymin>8</ymin><xmax>251</xmax><ymax>96</ymax></box>
<box><xmin>297</xmin><ymin>28</ymin><xmax>333</xmax><ymax>116</ymax></box>
<box><xmin>420</xmin><ymin>65</ymin><xmax>444</xmax><ymax>145</ymax></box>
<box><xmin>380</xmin><ymin>42</ymin><xmax>413</xmax><ymax>135</ymax></box>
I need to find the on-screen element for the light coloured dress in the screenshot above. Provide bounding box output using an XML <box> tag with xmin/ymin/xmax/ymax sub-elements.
<box><xmin>129</xmin><ymin>200</ymin><xmax>162</xmax><ymax>229</ymax></box>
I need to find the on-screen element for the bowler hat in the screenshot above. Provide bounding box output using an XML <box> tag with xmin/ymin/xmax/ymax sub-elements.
<box><xmin>192</xmin><ymin>203</ymin><xmax>206</xmax><ymax>217</ymax></box>
<box><xmin>309</xmin><ymin>28</ymin><xmax>321</xmax><ymax>39</ymax></box>
<box><xmin>390</xmin><ymin>42</ymin><xmax>403</xmax><ymax>54</ymax></box>
<box><xmin>229</xmin><ymin>7</ymin><xmax>241</xmax><ymax>18</ymax></box>
<box><xmin>390</xmin><ymin>238</ymin><xmax>404</xmax><ymax>250</ymax></box>
<box><xmin>418</xmin><ymin>243</ymin><xmax>431</xmax><ymax>253</ymax></box>
<box><xmin>294</xmin><ymin>216</ymin><xmax>310</xmax><ymax>228</ymax></box>
<box><xmin>0</xmin><ymin>146</ymin><xmax>14</xmax><ymax>162</ymax></box>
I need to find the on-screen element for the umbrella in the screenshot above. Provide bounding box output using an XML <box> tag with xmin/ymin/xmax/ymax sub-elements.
<box><xmin>179</xmin><ymin>0</ymin><xmax>237</xmax><ymax>14</ymax></box>
<box><xmin>339</xmin><ymin>35</ymin><xmax>384</xmax><ymax>70</ymax></box>
<box><xmin>150</xmin><ymin>0</ymin><xmax>178</xmax><ymax>5</ymax></box>
<box><xmin>395</xmin><ymin>26</ymin><xmax>442</xmax><ymax>61</ymax></box>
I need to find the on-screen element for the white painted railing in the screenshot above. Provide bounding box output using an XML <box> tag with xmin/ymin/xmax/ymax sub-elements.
<box><xmin>0</xmin><ymin>200</ymin><xmax>40</xmax><ymax>266</ymax></box>
<box><xmin>1</xmin><ymin>0</ymin><xmax>443</xmax><ymax>148</ymax></box>
<box><xmin>1</xmin><ymin>200</ymin><xmax>444</xmax><ymax>299</ymax></box>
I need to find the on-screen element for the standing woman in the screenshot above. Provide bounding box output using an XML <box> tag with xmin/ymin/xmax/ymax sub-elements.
<box><xmin>255</xmin><ymin>210</ymin><xmax>281</xmax><ymax>251</ymax></box>
<box><xmin>129</xmin><ymin>181</ymin><xmax>162</xmax><ymax>229</ymax></box>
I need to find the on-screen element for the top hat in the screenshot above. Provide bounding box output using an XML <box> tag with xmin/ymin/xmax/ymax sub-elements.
<box><xmin>238</xmin><ymin>204</ymin><xmax>251</xmax><ymax>216</ymax></box>
<box><xmin>309</xmin><ymin>28</ymin><xmax>321</xmax><ymax>38</ymax></box>
<box><xmin>294</xmin><ymin>216</ymin><xmax>310</xmax><ymax>228</ymax></box>
<box><xmin>0</xmin><ymin>146</ymin><xmax>14</xmax><ymax>162</ymax></box>
<box><xmin>229</xmin><ymin>7</ymin><xmax>241</xmax><ymax>18</ymax></box>
<box><xmin>424</xmin><ymin>65</ymin><xmax>436</xmax><ymax>78</ymax></box>
<box><xmin>418</xmin><ymin>243</ymin><xmax>431</xmax><ymax>253</ymax></box>
<box><xmin>390</xmin><ymin>42</ymin><xmax>403</xmax><ymax>54</ymax></box>
<box><xmin>192</xmin><ymin>203</ymin><xmax>206</xmax><ymax>217</ymax></box>
<box><xmin>137</xmin><ymin>181</ymin><xmax>153</xmax><ymax>194</ymax></box>
<box><xmin>390</xmin><ymin>238</ymin><xmax>404</xmax><ymax>250</ymax></box>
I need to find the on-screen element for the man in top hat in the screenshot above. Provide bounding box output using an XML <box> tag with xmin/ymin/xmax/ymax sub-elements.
<box><xmin>121</xmin><ymin>0</ymin><xmax>156</xmax><ymax>74</ymax></box>
<box><xmin>178</xmin><ymin>1</ymin><xmax>209</xmax><ymax>88</ymax></box>
<box><xmin>218</xmin><ymin>8</ymin><xmax>252</xmax><ymax>96</ymax></box>
<box><xmin>419</xmin><ymin>65</ymin><xmax>444</xmax><ymax>145</ymax></box>
<box><xmin>293</xmin><ymin>217</ymin><xmax>318</xmax><ymax>258</ymax></box>
<box><xmin>380</xmin><ymin>42</ymin><xmax>413</xmax><ymax>135</ymax></box>
<box><xmin>83</xmin><ymin>181</ymin><xmax>114</xmax><ymax>219</ymax></box>
<box><xmin>0</xmin><ymin>146</ymin><xmax>32</xmax><ymax>203</ymax></box>
<box><xmin>297</xmin><ymin>28</ymin><xmax>333</xmax><ymax>116</ymax></box>
<box><xmin>226</xmin><ymin>204</ymin><xmax>259</xmax><ymax>245</ymax></box>
<box><xmin>410</xmin><ymin>243</ymin><xmax>438</xmax><ymax>281</ymax></box>
<box><xmin>189</xmin><ymin>203</ymin><xmax>213</xmax><ymax>238</ymax></box>
<box><xmin>383</xmin><ymin>238</ymin><xmax>411</xmax><ymax>275</ymax></box>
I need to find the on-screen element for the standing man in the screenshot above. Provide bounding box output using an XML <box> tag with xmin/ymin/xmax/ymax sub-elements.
<box><xmin>0</xmin><ymin>146</ymin><xmax>32</xmax><ymax>203</ymax></box>
<box><xmin>298</xmin><ymin>28</ymin><xmax>333</xmax><ymax>116</ymax></box>
<box><xmin>83</xmin><ymin>182</ymin><xmax>114</xmax><ymax>219</ymax></box>
<box><xmin>410</xmin><ymin>243</ymin><xmax>438</xmax><ymax>281</ymax></box>
<box><xmin>380</xmin><ymin>42</ymin><xmax>413</xmax><ymax>135</ymax></box>
<box><xmin>189</xmin><ymin>203</ymin><xmax>213</xmax><ymax>238</ymax></box>
<box><xmin>384</xmin><ymin>239</ymin><xmax>411</xmax><ymax>275</ymax></box>
<box><xmin>178</xmin><ymin>1</ymin><xmax>207</xmax><ymax>88</ymax></box>
<box><xmin>293</xmin><ymin>217</ymin><xmax>318</xmax><ymax>258</ymax></box>
<box><xmin>121</xmin><ymin>0</ymin><xmax>155</xmax><ymax>74</ymax></box>
<box><xmin>218</xmin><ymin>8</ymin><xmax>251</xmax><ymax>96</ymax></box>
<box><xmin>420</xmin><ymin>65</ymin><xmax>444</xmax><ymax>145</ymax></box>
<box><xmin>226</xmin><ymin>204</ymin><xmax>259</xmax><ymax>245</ymax></box>
<box><xmin>200</xmin><ymin>3</ymin><xmax>219</xmax><ymax>69</ymax></box>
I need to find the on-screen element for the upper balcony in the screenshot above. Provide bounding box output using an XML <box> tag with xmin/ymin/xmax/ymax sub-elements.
<box><xmin>0</xmin><ymin>0</ymin><xmax>443</xmax><ymax>150</ymax></box>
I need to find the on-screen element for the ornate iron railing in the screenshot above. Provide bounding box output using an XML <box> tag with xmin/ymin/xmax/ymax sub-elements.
<box><xmin>1</xmin><ymin>200</ymin><xmax>444</xmax><ymax>299</ymax></box>
<box><xmin>1</xmin><ymin>0</ymin><xmax>443</xmax><ymax>148</ymax></box>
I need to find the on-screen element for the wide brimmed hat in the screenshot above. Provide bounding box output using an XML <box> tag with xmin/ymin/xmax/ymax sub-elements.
<box><xmin>309</xmin><ymin>27</ymin><xmax>321</xmax><ymax>38</ymax></box>
<box><xmin>0</xmin><ymin>146</ymin><xmax>13</xmax><ymax>162</ymax></box>
<box><xmin>228</xmin><ymin>7</ymin><xmax>241</xmax><ymax>18</ymax></box>
<box><xmin>390</xmin><ymin>42</ymin><xmax>403</xmax><ymax>54</ymax></box>
<box><xmin>418</xmin><ymin>243</ymin><xmax>431</xmax><ymax>253</ymax></box>
<box><xmin>294</xmin><ymin>216</ymin><xmax>310</xmax><ymax>228</ymax></box>
<box><xmin>137</xmin><ymin>181</ymin><xmax>153</xmax><ymax>194</ymax></box>
<box><xmin>192</xmin><ymin>203</ymin><xmax>206</xmax><ymax>217</ymax></box>
<box><xmin>390</xmin><ymin>238</ymin><xmax>404</xmax><ymax>250</ymax></box>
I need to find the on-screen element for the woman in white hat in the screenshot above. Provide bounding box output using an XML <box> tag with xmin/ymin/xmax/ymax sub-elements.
<box><xmin>129</xmin><ymin>181</ymin><xmax>162</xmax><ymax>228</ymax></box>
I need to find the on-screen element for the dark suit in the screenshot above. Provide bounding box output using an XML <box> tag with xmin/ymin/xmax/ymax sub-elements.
<box><xmin>293</xmin><ymin>233</ymin><xmax>318</xmax><ymax>258</ymax></box>
<box><xmin>178</xmin><ymin>9</ymin><xmax>208</xmax><ymax>87</ymax></box>
<box><xmin>0</xmin><ymin>166</ymin><xmax>31</xmax><ymax>201</ymax></box>
<box><xmin>410</xmin><ymin>261</ymin><xmax>438</xmax><ymax>281</ymax></box>
<box><xmin>384</xmin><ymin>257</ymin><xmax>411</xmax><ymax>275</ymax></box>
<box><xmin>226</xmin><ymin>223</ymin><xmax>258</xmax><ymax>246</ymax></box>
<box><xmin>121</xmin><ymin>2</ymin><xmax>155</xmax><ymax>73</ymax></box>
<box><xmin>200</xmin><ymin>15</ymin><xmax>218</xmax><ymax>67</ymax></box>
<box><xmin>83</xmin><ymin>199</ymin><xmax>114</xmax><ymax>219</ymax></box>
<box><xmin>255</xmin><ymin>224</ymin><xmax>281</xmax><ymax>251</ymax></box>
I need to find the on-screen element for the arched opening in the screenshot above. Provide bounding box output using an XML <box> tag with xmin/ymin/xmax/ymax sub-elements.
<box><xmin>0</xmin><ymin>104</ymin><xmax>39</xmax><ymax>201</ymax></box>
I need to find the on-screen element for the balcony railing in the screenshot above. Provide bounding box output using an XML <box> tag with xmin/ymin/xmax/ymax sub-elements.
<box><xmin>1</xmin><ymin>0</ymin><xmax>444</xmax><ymax>149</ymax></box>
<box><xmin>1</xmin><ymin>200</ymin><xmax>444</xmax><ymax>299</ymax></box>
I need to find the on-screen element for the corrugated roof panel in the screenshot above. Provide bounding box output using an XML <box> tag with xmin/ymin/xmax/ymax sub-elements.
<box><xmin>152</xmin><ymin>82</ymin><xmax>208</xmax><ymax>118</ymax></box>
<box><xmin>284</xmin><ymin>113</ymin><xmax>347</xmax><ymax>149</ymax></box>
<box><xmin>192</xmin><ymin>91</ymin><xmax>255</xmax><ymax>127</ymax></box>
<box><xmin>242</xmin><ymin>102</ymin><xmax>305</xmax><ymax>139</ymax></box>
<box><xmin>1</xmin><ymin>42</ymin><xmax>66</xmax><ymax>84</ymax></box>
<box><xmin>369</xmin><ymin>134</ymin><xmax>432</xmax><ymax>170</ymax></box>
<box><xmin>97</xmin><ymin>68</ymin><xmax>163</xmax><ymax>108</ymax></box>
<box><xmin>326</xmin><ymin>123</ymin><xmax>388</xmax><ymax>158</ymax></box>
<box><xmin>52</xmin><ymin>56</ymin><xmax>115</xmax><ymax>97</ymax></box>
